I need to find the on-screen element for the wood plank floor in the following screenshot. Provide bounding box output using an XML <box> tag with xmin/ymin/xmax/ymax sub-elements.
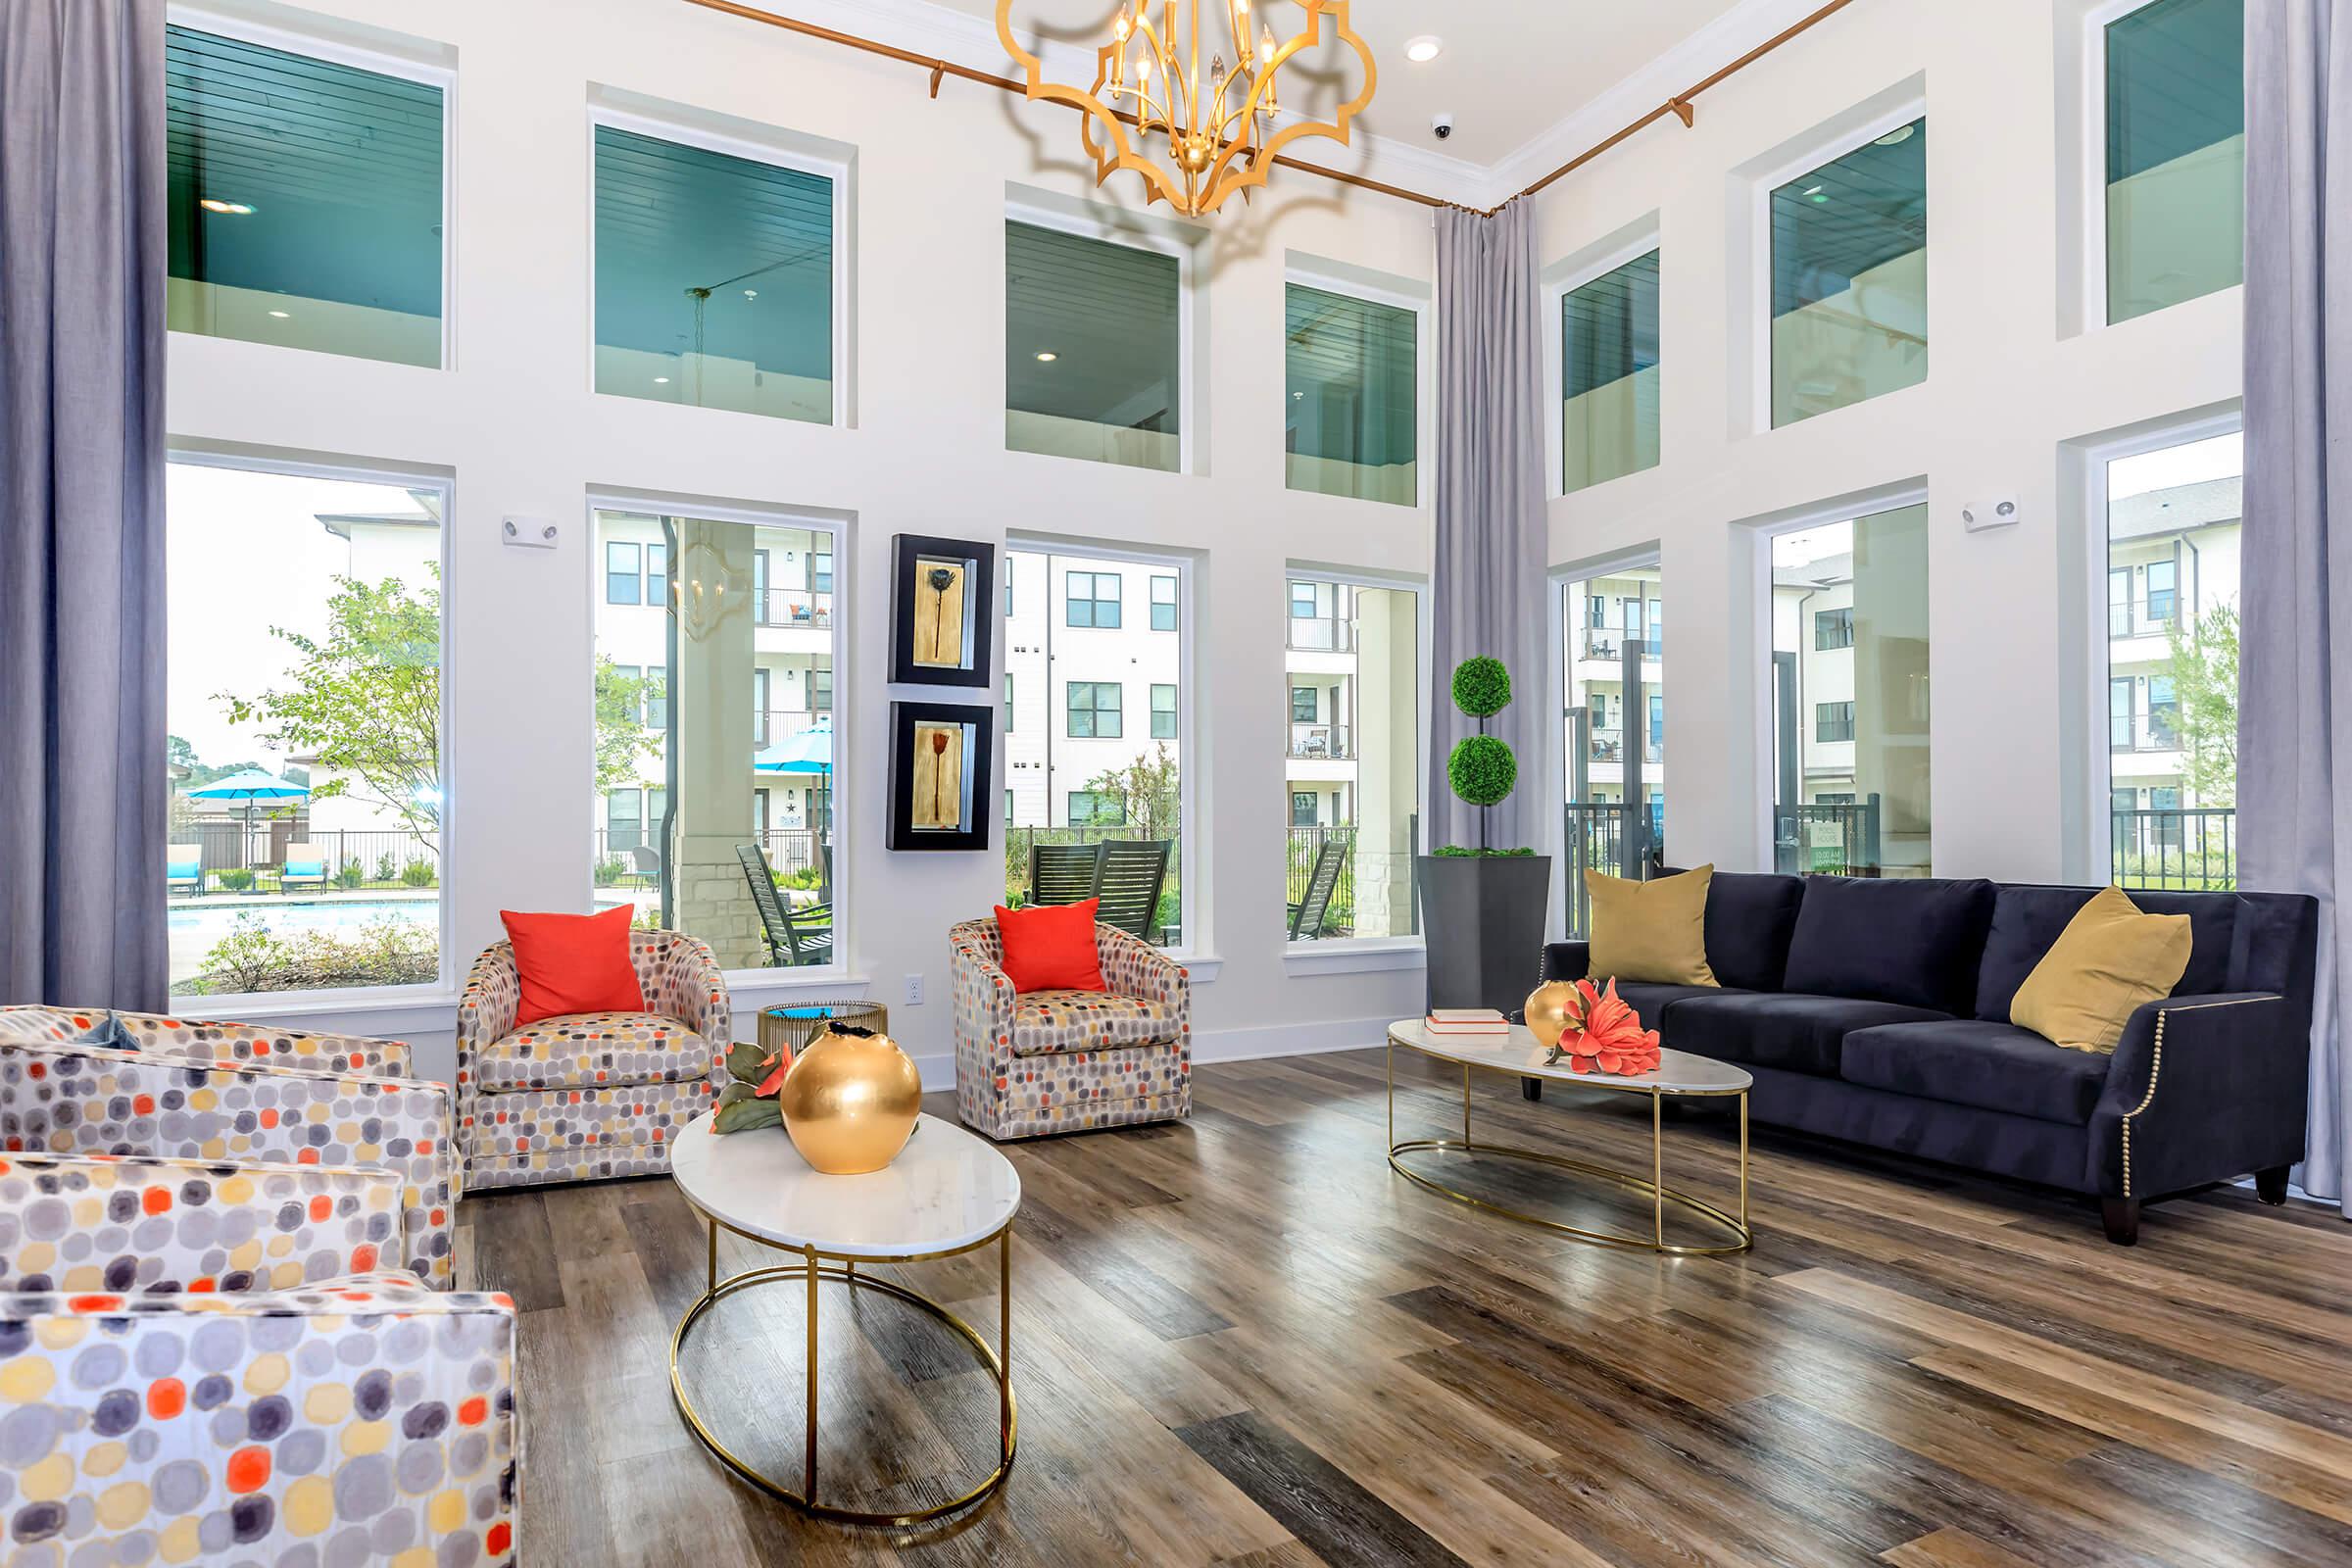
<box><xmin>459</xmin><ymin>1047</ymin><xmax>2352</xmax><ymax>1567</ymax></box>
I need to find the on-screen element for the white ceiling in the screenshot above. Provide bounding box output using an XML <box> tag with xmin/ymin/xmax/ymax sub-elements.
<box><xmin>936</xmin><ymin>1</ymin><xmax>1751</xmax><ymax>168</ymax></box>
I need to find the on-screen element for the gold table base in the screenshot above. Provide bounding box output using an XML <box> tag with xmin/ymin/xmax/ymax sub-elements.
<box><xmin>668</xmin><ymin>1212</ymin><xmax>1017</xmax><ymax>1526</ymax></box>
<box><xmin>1387</xmin><ymin>1037</ymin><xmax>1752</xmax><ymax>1256</ymax></box>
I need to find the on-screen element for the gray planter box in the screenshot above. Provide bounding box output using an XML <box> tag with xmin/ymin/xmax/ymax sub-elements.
<box><xmin>1414</xmin><ymin>855</ymin><xmax>1553</xmax><ymax>1015</ymax></box>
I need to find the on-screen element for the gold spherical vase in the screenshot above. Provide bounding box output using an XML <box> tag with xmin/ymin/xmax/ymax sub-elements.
<box><xmin>1523</xmin><ymin>980</ymin><xmax>1582</xmax><ymax>1054</ymax></box>
<box><xmin>776</xmin><ymin>1023</ymin><xmax>923</xmax><ymax>1175</ymax></box>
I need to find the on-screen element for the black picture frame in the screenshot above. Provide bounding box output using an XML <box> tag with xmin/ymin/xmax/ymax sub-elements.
<box><xmin>890</xmin><ymin>534</ymin><xmax>996</xmax><ymax>687</ymax></box>
<box><xmin>887</xmin><ymin>701</ymin><xmax>995</xmax><ymax>852</ymax></box>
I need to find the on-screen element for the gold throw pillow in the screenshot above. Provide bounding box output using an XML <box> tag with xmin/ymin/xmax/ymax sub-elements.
<box><xmin>2010</xmin><ymin>885</ymin><xmax>2192</xmax><ymax>1054</ymax></box>
<box><xmin>1586</xmin><ymin>865</ymin><xmax>1718</xmax><ymax>987</ymax></box>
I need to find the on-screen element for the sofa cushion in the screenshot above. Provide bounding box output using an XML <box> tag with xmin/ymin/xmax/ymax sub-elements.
<box><xmin>1701</xmin><ymin>872</ymin><xmax>1807</xmax><ymax>992</ymax></box>
<box><xmin>1587</xmin><ymin>866</ymin><xmax>1717</xmax><ymax>986</ymax></box>
<box><xmin>1608</xmin><ymin>983</ymin><xmax>1748</xmax><ymax>1048</ymax></box>
<box><xmin>1976</xmin><ymin>885</ymin><xmax>2234</xmax><ymax>1022</ymax></box>
<box><xmin>1011</xmin><ymin>990</ymin><xmax>1181</xmax><ymax>1058</ymax></box>
<box><xmin>1839</xmin><ymin>1018</ymin><xmax>2113</xmax><ymax>1125</ymax></box>
<box><xmin>1664</xmin><ymin>992</ymin><xmax>1951</xmax><ymax>1077</ymax></box>
<box><xmin>2010</xmin><ymin>886</ymin><xmax>2192</xmax><ymax>1054</ymax></box>
<box><xmin>478</xmin><ymin>1012</ymin><xmax>714</xmax><ymax>1092</ymax></box>
<box><xmin>1783</xmin><ymin>876</ymin><xmax>1996</xmax><ymax>1013</ymax></box>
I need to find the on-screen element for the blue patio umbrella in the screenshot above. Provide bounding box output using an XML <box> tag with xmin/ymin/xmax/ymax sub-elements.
<box><xmin>753</xmin><ymin>722</ymin><xmax>833</xmax><ymax>775</ymax></box>
<box><xmin>185</xmin><ymin>769</ymin><xmax>310</xmax><ymax>850</ymax></box>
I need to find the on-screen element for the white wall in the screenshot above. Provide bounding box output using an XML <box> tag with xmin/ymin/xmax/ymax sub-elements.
<box><xmin>167</xmin><ymin>0</ymin><xmax>1440</xmax><ymax>1085</ymax></box>
<box><xmin>1529</xmin><ymin>0</ymin><xmax>2241</xmax><ymax>891</ymax></box>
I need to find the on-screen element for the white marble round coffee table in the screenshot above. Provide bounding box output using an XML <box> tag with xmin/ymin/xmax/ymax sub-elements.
<box><xmin>1386</xmin><ymin>1019</ymin><xmax>1753</xmax><ymax>1255</ymax></box>
<box><xmin>666</xmin><ymin>1110</ymin><xmax>1021</xmax><ymax>1525</ymax></box>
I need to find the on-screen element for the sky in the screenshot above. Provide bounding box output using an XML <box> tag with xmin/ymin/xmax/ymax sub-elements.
<box><xmin>2110</xmin><ymin>430</ymin><xmax>2240</xmax><ymax>501</ymax></box>
<box><xmin>166</xmin><ymin>464</ymin><xmax>438</xmax><ymax>776</ymax></box>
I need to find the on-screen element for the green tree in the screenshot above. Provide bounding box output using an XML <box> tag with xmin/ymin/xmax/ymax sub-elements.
<box><xmin>223</xmin><ymin>567</ymin><xmax>661</xmax><ymax>851</ymax></box>
<box><xmin>1081</xmin><ymin>743</ymin><xmax>1181</xmax><ymax>843</ymax></box>
<box><xmin>2164</xmin><ymin>601</ymin><xmax>2238</xmax><ymax>805</ymax></box>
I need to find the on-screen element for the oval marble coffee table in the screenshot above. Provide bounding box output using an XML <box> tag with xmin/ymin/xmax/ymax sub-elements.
<box><xmin>667</xmin><ymin>1110</ymin><xmax>1021</xmax><ymax>1525</ymax></box>
<box><xmin>1386</xmin><ymin>1019</ymin><xmax>1752</xmax><ymax>1255</ymax></box>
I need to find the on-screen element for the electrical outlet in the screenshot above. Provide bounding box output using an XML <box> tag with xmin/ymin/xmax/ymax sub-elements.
<box><xmin>904</xmin><ymin>973</ymin><xmax>925</xmax><ymax>1006</ymax></box>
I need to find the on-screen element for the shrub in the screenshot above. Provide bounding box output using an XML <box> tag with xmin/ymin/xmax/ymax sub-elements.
<box><xmin>375</xmin><ymin>852</ymin><xmax>399</xmax><ymax>883</ymax></box>
<box><xmin>593</xmin><ymin>857</ymin><xmax>627</xmax><ymax>887</ymax></box>
<box><xmin>400</xmin><ymin>858</ymin><xmax>436</xmax><ymax>888</ymax></box>
<box><xmin>186</xmin><ymin>912</ymin><xmax>436</xmax><ymax>995</ymax></box>
<box><xmin>217</xmin><ymin>867</ymin><xmax>256</xmax><ymax>892</ymax></box>
<box><xmin>332</xmin><ymin>860</ymin><xmax>365</xmax><ymax>890</ymax></box>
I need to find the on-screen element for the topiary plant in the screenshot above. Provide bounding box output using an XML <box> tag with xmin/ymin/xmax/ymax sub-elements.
<box><xmin>1443</xmin><ymin>655</ymin><xmax>1524</xmax><ymax>854</ymax></box>
<box><xmin>1451</xmin><ymin>656</ymin><xmax>1511</xmax><ymax>720</ymax></box>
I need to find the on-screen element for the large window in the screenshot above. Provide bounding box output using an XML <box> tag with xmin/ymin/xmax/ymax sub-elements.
<box><xmin>1006</xmin><ymin>220</ymin><xmax>1182</xmax><ymax>471</ymax></box>
<box><xmin>1285</xmin><ymin>574</ymin><xmax>1421</xmax><ymax>942</ymax></box>
<box><xmin>1770</xmin><ymin>119</ymin><xmax>1928</xmax><ymax>426</ymax></box>
<box><xmin>1560</xmin><ymin>566</ymin><xmax>1666</xmax><ymax>937</ymax></box>
<box><xmin>166</xmin><ymin>24</ymin><xmax>445</xmax><ymax>367</ymax></box>
<box><xmin>1004</xmin><ymin>546</ymin><xmax>1189</xmax><ymax>944</ymax></box>
<box><xmin>1285</xmin><ymin>282</ymin><xmax>1417</xmax><ymax>505</ymax></box>
<box><xmin>2105</xmin><ymin>0</ymin><xmax>2244</xmax><ymax>323</ymax></box>
<box><xmin>593</xmin><ymin>505</ymin><xmax>841</xmax><ymax>967</ymax></box>
<box><xmin>1768</xmin><ymin>505</ymin><xmax>1932</xmax><ymax>875</ymax></box>
<box><xmin>2105</xmin><ymin>429</ymin><xmax>2239</xmax><ymax>889</ymax></box>
<box><xmin>165</xmin><ymin>462</ymin><xmax>446</xmax><ymax>997</ymax></box>
<box><xmin>1561</xmin><ymin>250</ymin><xmax>1660</xmax><ymax>493</ymax></box>
<box><xmin>593</xmin><ymin>123</ymin><xmax>836</xmax><ymax>422</ymax></box>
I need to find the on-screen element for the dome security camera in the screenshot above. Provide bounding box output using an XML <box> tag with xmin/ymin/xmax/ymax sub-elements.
<box><xmin>1432</xmin><ymin>113</ymin><xmax>1454</xmax><ymax>141</ymax></box>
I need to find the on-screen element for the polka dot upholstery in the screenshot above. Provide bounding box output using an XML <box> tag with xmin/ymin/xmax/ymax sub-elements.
<box><xmin>951</xmin><ymin>918</ymin><xmax>1192</xmax><ymax>1140</ymax></box>
<box><xmin>456</xmin><ymin>930</ymin><xmax>730</xmax><ymax>1189</ymax></box>
<box><xmin>0</xmin><ymin>1006</ymin><xmax>410</xmax><ymax>1080</ymax></box>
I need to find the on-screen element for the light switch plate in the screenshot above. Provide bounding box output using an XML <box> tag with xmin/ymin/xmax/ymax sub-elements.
<box><xmin>503</xmin><ymin>515</ymin><xmax>560</xmax><ymax>550</ymax></box>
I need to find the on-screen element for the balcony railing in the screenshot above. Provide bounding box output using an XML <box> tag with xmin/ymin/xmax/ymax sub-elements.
<box><xmin>756</xmin><ymin>588</ymin><xmax>834</xmax><ymax>629</ymax></box>
<box><xmin>2108</xmin><ymin>596</ymin><xmax>2180</xmax><ymax>641</ymax></box>
<box><xmin>1585</xmin><ymin>728</ymin><xmax>1662</xmax><ymax>765</ymax></box>
<box><xmin>1286</xmin><ymin>615</ymin><xmax>1354</xmax><ymax>654</ymax></box>
<box><xmin>755</xmin><ymin>707</ymin><xmax>829</xmax><ymax>748</ymax></box>
<box><xmin>1577</xmin><ymin>632</ymin><xmax>1662</xmax><ymax>662</ymax></box>
<box><xmin>2113</xmin><ymin>807</ymin><xmax>2234</xmax><ymax>891</ymax></box>
<box><xmin>1288</xmin><ymin>723</ymin><xmax>1354</xmax><ymax>760</ymax></box>
<box><xmin>2109</xmin><ymin>716</ymin><xmax>2180</xmax><ymax>754</ymax></box>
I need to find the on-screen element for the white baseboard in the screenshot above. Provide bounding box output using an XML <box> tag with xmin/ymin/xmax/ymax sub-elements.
<box><xmin>918</xmin><ymin>1014</ymin><xmax>1394</xmax><ymax>1096</ymax></box>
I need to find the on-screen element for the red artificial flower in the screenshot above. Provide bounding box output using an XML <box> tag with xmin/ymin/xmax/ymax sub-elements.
<box><xmin>755</xmin><ymin>1049</ymin><xmax>793</xmax><ymax>1098</ymax></box>
<box><xmin>1557</xmin><ymin>977</ymin><xmax>1661</xmax><ymax>1077</ymax></box>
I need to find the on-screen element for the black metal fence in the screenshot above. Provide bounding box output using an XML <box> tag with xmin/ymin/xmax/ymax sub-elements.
<box><xmin>170</xmin><ymin>824</ymin><xmax>437</xmax><ymax>893</ymax></box>
<box><xmin>1774</xmin><ymin>797</ymin><xmax>1882</xmax><ymax>876</ymax></box>
<box><xmin>1285</xmin><ymin>826</ymin><xmax>1359</xmax><ymax>938</ymax></box>
<box><xmin>2113</xmin><ymin>807</ymin><xmax>2235</xmax><ymax>891</ymax></box>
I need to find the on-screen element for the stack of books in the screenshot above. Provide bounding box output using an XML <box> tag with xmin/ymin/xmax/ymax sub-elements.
<box><xmin>1423</xmin><ymin>1007</ymin><xmax>1509</xmax><ymax>1037</ymax></box>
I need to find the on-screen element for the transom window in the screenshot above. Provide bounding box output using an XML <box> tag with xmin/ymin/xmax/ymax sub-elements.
<box><xmin>1770</xmin><ymin>119</ymin><xmax>1929</xmax><ymax>426</ymax></box>
<box><xmin>1560</xmin><ymin>249</ymin><xmax>1660</xmax><ymax>493</ymax></box>
<box><xmin>2104</xmin><ymin>0</ymin><xmax>2245</xmax><ymax>323</ymax></box>
<box><xmin>1285</xmin><ymin>282</ymin><xmax>1417</xmax><ymax>505</ymax></box>
<box><xmin>1006</xmin><ymin>220</ymin><xmax>1182</xmax><ymax>472</ymax></box>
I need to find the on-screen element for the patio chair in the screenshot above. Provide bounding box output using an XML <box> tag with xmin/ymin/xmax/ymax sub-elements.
<box><xmin>1288</xmin><ymin>837</ymin><xmax>1348</xmax><ymax>940</ymax></box>
<box><xmin>280</xmin><ymin>841</ymin><xmax>327</xmax><ymax>893</ymax></box>
<box><xmin>738</xmin><ymin>842</ymin><xmax>833</xmax><ymax>966</ymax></box>
<box><xmin>628</xmin><ymin>843</ymin><xmax>662</xmax><ymax>886</ymax></box>
<box><xmin>1096</xmin><ymin>839</ymin><xmax>1172</xmax><ymax>943</ymax></box>
<box><xmin>1029</xmin><ymin>842</ymin><xmax>1103</xmax><ymax>907</ymax></box>
<box><xmin>166</xmin><ymin>843</ymin><xmax>202</xmax><ymax>896</ymax></box>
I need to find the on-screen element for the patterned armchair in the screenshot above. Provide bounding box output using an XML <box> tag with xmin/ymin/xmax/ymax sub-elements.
<box><xmin>0</xmin><ymin>1008</ymin><xmax>514</xmax><ymax>1564</ymax></box>
<box><xmin>457</xmin><ymin>927</ymin><xmax>731</xmax><ymax>1188</ymax></box>
<box><xmin>951</xmin><ymin>918</ymin><xmax>1191</xmax><ymax>1140</ymax></box>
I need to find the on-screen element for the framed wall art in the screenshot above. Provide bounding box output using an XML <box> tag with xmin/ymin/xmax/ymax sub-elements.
<box><xmin>887</xmin><ymin>701</ymin><xmax>994</xmax><ymax>851</ymax></box>
<box><xmin>890</xmin><ymin>534</ymin><xmax>996</xmax><ymax>687</ymax></box>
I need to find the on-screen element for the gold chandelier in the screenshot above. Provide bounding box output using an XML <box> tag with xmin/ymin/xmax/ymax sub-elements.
<box><xmin>996</xmin><ymin>1</ymin><xmax>1377</xmax><ymax>218</ymax></box>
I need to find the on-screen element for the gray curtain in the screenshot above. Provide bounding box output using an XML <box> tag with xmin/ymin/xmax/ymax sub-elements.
<box><xmin>0</xmin><ymin>0</ymin><xmax>169</xmax><ymax>1008</ymax></box>
<box><xmin>2242</xmin><ymin>0</ymin><xmax>2352</xmax><ymax>1209</ymax></box>
<box><xmin>1429</xmin><ymin>199</ymin><xmax>1548</xmax><ymax>852</ymax></box>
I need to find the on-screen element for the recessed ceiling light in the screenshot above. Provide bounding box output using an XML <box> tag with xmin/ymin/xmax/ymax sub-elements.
<box><xmin>654</xmin><ymin>376</ymin><xmax>670</xmax><ymax>384</ymax></box>
<box><xmin>267</xmin><ymin>310</ymin><xmax>290</xmax><ymax>318</ymax></box>
<box><xmin>1404</xmin><ymin>35</ymin><xmax>1443</xmax><ymax>63</ymax></box>
<box><xmin>1035</xmin><ymin>351</ymin><xmax>1058</xmax><ymax>363</ymax></box>
<box><xmin>1873</xmin><ymin>123</ymin><xmax>1916</xmax><ymax>146</ymax></box>
<box><xmin>1802</xmin><ymin>185</ymin><xmax>1823</xmax><ymax>196</ymax></box>
<box><xmin>742</xmin><ymin>288</ymin><xmax>759</xmax><ymax>301</ymax></box>
<box><xmin>199</xmin><ymin>198</ymin><xmax>254</xmax><ymax>215</ymax></box>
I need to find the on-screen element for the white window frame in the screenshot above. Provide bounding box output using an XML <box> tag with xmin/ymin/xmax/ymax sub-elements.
<box><xmin>164</xmin><ymin>446</ymin><xmax>458</xmax><ymax>1009</ymax></box>
<box><xmin>1280</xmin><ymin>563</ymin><xmax>1432</xmax><ymax>972</ymax></box>
<box><xmin>585</xmin><ymin>104</ymin><xmax>854</xmax><ymax>428</ymax></box>
<box><xmin>1281</xmin><ymin>258</ymin><xmax>1435</xmax><ymax>510</ymax></box>
<box><xmin>1007</xmin><ymin>534</ymin><xmax>1205</xmax><ymax>959</ymax></box>
<box><xmin>586</xmin><ymin>490</ymin><xmax>854</xmax><ymax>992</ymax></box>
<box><xmin>1004</xmin><ymin>200</ymin><xmax>1200</xmax><ymax>476</ymax></box>
<box><xmin>167</xmin><ymin>5</ymin><xmax>459</xmax><ymax>371</ymax></box>
<box><xmin>1543</xmin><ymin>215</ymin><xmax>1663</xmax><ymax>500</ymax></box>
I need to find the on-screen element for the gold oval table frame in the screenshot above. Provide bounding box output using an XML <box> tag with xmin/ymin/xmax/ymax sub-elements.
<box><xmin>668</xmin><ymin>1207</ymin><xmax>1017</xmax><ymax>1527</ymax></box>
<box><xmin>1387</xmin><ymin>1022</ymin><xmax>1753</xmax><ymax>1256</ymax></box>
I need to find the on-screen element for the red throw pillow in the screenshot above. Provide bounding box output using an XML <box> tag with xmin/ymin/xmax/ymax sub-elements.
<box><xmin>501</xmin><ymin>906</ymin><xmax>646</xmax><ymax>1026</ymax></box>
<box><xmin>994</xmin><ymin>900</ymin><xmax>1105</xmax><ymax>994</ymax></box>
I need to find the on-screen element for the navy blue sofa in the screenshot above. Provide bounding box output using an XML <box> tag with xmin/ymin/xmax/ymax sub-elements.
<box><xmin>1539</xmin><ymin>872</ymin><xmax>2319</xmax><ymax>1244</ymax></box>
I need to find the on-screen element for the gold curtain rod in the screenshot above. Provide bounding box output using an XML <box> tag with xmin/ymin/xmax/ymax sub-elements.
<box><xmin>680</xmin><ymin>0</ymin><xmax>1866</xmax><ymax>216</ymax></box>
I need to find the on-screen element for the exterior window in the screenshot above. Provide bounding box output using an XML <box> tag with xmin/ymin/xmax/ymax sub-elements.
<box><xmin>1561</xmin><ymin>565</ymin><xmax>1668</xmax><ymax>934</ymax></box>
<box><xmin>646</xmin><ymin>544</ymin><xmax>669</xmax><ymax>606</ymax></box>
<box><xmin>595</xmin><ymin>507</ymin><xmax>841</xmax><ymax>965</ymax></box>
<box><xmin>1770</xmin><ymin>120</ymin><xmax>1929</xmax><ymax>426</ymax></box>
<box><xmin>1768</xmin><ymin>506</ymin><xmax>1931</xmax><ymax>875</ymax></box>
<box><xmin>2104</xmin><ymin>430</ymin><xmax>2238</xmax><ymax>890</ymax></box>
<box><xmin>811</xmin><ymin>548</ymin><xmax>834</xmax><ymax>596</ymax></box>
<box><xmin>1151</xmin><ymin>574</ymin><xmax>1179</xmax><ymax>631</ymax></box>
<box><xmin>1286</xmin><ymin>573</ymin><xmax>1421</xmax><ymax>941</ymax></box>
<box><xmin>166</xmin><ymin>461</ymin><xmax>447</xmax><ymax>996</ymax></box>
<box><xmin>593</xmin><ymin>125</ymin><xmax>835</xmax><ymax>422</ymax></box>
<box><xmin>1006</xmin><ymin>221</ymin><xmax>1180</xmax><ymax>471</ymax></box>
<box><xmin>1066</xmin><ymin>682</ymin><xmax>1123</xmax><ymax>739</ymax></box>
<box><xmin>753</xmin><ymin>551</ymin><xmax>771</xmax><ymax>624</ymax></box>
<box><xmin>1004</xmin><ymin>560</ymin><xmax>1014</xmax><ymax>617</ymax></box>
<box><xmin>2106</xmin><ymin>0</ymin><xmax>2245</xmax><ymax>323</ymax></box>
<box><xmin>1004</xmin><ymin>673</ymin><xmax>1014</xmax><ymax>732</ymax></box>
<box><xmin>1004</xmin><ymin>789</ymin><xmax>1013</xmax><ymax>823</ymax></box>
<box><xmin>1068</xmin><ymin>791</ymin><xmax>1126</xmax><ymax>826</ymax></box>
<box><xmin>1151</xmin><ymin>684</ymin><xmax>1178</xmax><ymax>740</ymax></box>
<box><xmin>1285</xmin><ymin>282</ymin><xmax>1417</xmax><ymax>505</ymax></box>
<box><xmin>606</xmin><ymin>542</ymin><xmax>642</xmax><ymax>605</ymax></box>
<box><xmin>1561</xmin><ymin>249</ymin><xmax>1660</xmax><ymax>493</ymax></box>
<box><xmin>1066</xmin><ymin>571</ymin><xmax>1122</xmax><ymax>628</ymax></box>
<box><xmin>1814</xmin><ymin>607</ymin><xmax>1854</xmax><ymax>651</ymax></box>
<box><xmin>166</xmin><ymin>25</ymin><xmax>444</xmax><ymax>368</ymax></box>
